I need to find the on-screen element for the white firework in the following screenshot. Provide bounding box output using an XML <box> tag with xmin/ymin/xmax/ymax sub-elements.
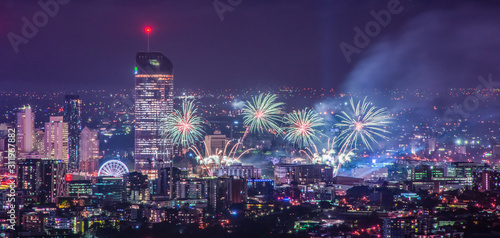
<box><xmin>191</xmin><ymin>140</ymin><xmax>254</xmax><ymax>177</ymax></box>
<box><xmin>299</xmin><ymin>138</ymin><xmax>355</xmax><ymax>176</ymax></box>
<box><xmin>336</xmin><ymin>97</ymin><xmax>391</xmax><ymax>151</ymax></box>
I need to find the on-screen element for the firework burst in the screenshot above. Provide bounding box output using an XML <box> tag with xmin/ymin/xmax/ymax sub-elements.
<box><xmin>163</xmin><ymin>99</ymin><xmax>205</xmax><ymax>147</ymax></box>
<box><xmin>299</xmin><ymin>138</ymin><xmax>355</xmax><ymax>176</ymax></box>
<box><xmin>283</xmin><ymin>108</ymin><xmax>324</xmax><ymax>148</ymax></box>
<box><xmin>243</xmin><ymin>93</ymin><xmax>284</xmax><ymax>134</ymax></box>
<box><xmin>190</xmin><ymin>140</ymin><xmax>254</xmax><ymax>177</ymax></box>
<box><xmin>336</xmin><ymin>97</ymin><xmax>391</xmax><ymax>151</ymax></box>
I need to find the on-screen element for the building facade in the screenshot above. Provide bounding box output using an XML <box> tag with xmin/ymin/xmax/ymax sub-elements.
<box><xmin>94</xmin><ymin>177</ymin><xmax>125</xmax><ymax>203</ymax></box>
<box><xmin>204</xmin><ymin>133</ymin><xmax>227</xmax><ymax>155</ymax></box>
<box><xmin>134</xmin><ymin>52</ymin><xmax>174</xmax><ymax>178</ymax></box>
<box><xmin>474</xmin><ymin>170</ymin><xmax>500</xmax><ymax>191</ymax></box>
<box><xmin>64</xmin><ymin>95</ymin><xmax>82</xmax><ymax>172</ymax></box>
<box><xmin>17</xmin><ymin>105</ymin><xmax>35</xmax><ymax>153</ymax></box>
<box><xmin>124</xmin><ymin>172</ymin><xmax>150</xmax><ymax>203</ymax></box>
<box><xmin>215</xmin><ymin>163</ymin><xmax>262</xmax><ymax>179</ymax></box>
<box><xmin>44</xmin><ymin>116</ymin><xmax>69</xmax><ymax>164</ymax></box>
<box><xmin>79</xmin><ymin>126</ymin><xmax>99</xmax><ymax>175</ymax></box>
<box><xmin>17</xmin><ymin>159</ymin><xmax>67</xmax><ymax>203</ymax></box>
<box><xmin>274</xmin><ymin>164</ymin><xmax>334</xmax><ymax>185</ymax></box>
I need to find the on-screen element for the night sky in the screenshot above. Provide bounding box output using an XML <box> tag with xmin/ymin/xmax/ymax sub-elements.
<box><xmin>1</xmin><ymin>0</ymin><xmax>500</xmax><ymax>92</ymax></box>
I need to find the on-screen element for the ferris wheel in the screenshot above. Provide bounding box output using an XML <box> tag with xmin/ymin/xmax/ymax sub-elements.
<box><xmin>98</xmin><ymin>160</ymin><xmax>129</xmax><ymax>177</ymax></box>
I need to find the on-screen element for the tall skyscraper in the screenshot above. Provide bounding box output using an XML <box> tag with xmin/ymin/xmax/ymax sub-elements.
<box><xmin>124</xmin><ymin>172</ymin><xmax>150</xmax><ymax>203</ymax></box>
<box><xmin>17</xmin><ymin>159</ymin><xmax>40</xmax><ymax>198</ymax></box>
<box><xmin>44</xmin><ymin>116</ymin><xmax>69</xmax><ymax>164</ymax></box>
<box><xmin>94</xmin><ymin>176</ymin><xmax>125</xmax><ymax>203</ymax></box>
<box><xmin>17</xmin><ymin>105</ymin><xmax>35</xmax><ymax>153</ymax></box>
<box><xmin>156</xmin><ymin>167</ymin><xmax>181</xmax><ymax>199</ymax></box>
<box><xmin>64</xmin><ymin>95</ymin><xmax>82</xmax><ymax>172</ymax></box>
<box><xmin>0</xmin><ymin>123</ymin><xmax>11</xmax><ymax>151</ymax></box>
<box><xmin>79</xmin><ymin>126</ymin><xmax>100</xmax><ymax>175</ymax></box>
<box><xmin>39</xmin><ymin>159</ymin><xmax>67</xmax><ymax>203</ymax></box>
<box><xmin>33</xmin><ymin>129</ymin><xmax>45</xmax><ymax>155</ymax></box>
<box><xmin>134</xmin><ymin>52</ymin><xmax>174</xmax><ymax>179</ymax></box>
<box><xmin>18</xmin><ymin>159</ymin><xmax>67</xmax><ymax>203</ymax></box>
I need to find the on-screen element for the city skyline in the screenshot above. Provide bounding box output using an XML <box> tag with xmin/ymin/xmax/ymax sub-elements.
<box><xmin>2</xmin><ymin>1</ymin><xmax>500</xmax><ymax>238</ymax></box>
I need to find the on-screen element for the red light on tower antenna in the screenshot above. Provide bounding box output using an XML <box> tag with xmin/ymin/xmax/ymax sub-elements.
<box><xmin>144</xmin><ymin>26</ymin><xmax>153</xmax><ymax>51</ymax></box>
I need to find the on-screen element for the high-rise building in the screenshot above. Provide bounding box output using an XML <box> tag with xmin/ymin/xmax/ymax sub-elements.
<box><xmin>207</xmin><ymin>177</ymin><xmax>247</xmax><ymax>212</ymax></box>
<box><xmin>44</xmin><ymin>116</ymin><xmax>69</xmax><ymax>164</ymax></box>
<box><xmin>64</xmin><ymin>95</ymin><xmax>82</xmax><ymax>172</ymax></box>
<box><xmin>0</xmin><ymin>123</ymin><xmax>13</xmax><ymax>174</ymax></box>
<box><xmin>446</xmin><ymin>162</ymin><xmax>489</xmax><ymax>187</ymax></box>
<box><xmin>124</xmin><ymin>172</ymin><xmax>150</xmax><ymax>203</ymax></box>
<box><xmin>17</xmin><ymin>159</ymin><xmax>67</xmax><ymax>203</ymax></box>
<box><xmin>134</xmin><ymin>52</ymin><xmax>174</xmax><ymax>178</ymax></box>
<box><xmin>79</xmin><ymin>126</ymin><xmax>100</xmax><ymax>175</ymax></box>
<box><xmin>17</xmin><ymin>159</ymin><xmax>40</xmax><ymax>198</ymax></box>
<box><xmin>176</xmin><ymin>178</ymin><xmax>210</xmax><ymax>200</ymax></box>
<box><xmin>230</xmin><ymin>178</ymin><xmax>247</xmax><ymax>204</ymax></box>
<box><xmin>410</xmin><ymin>165</ymin><xmax>444</xmax><ymax>181</ymax></box>
<box><xmin>204</xmin><ymin>133</ymin><xmax>227</xmax><ymax>155</ymax></box>
<box><xmin>247</xmin><ymin>179</ymin><xmax>274</xmax><ymax>201</ymax></box>
<box><xmin>17</xmin><ymin>105</ymin><xmax>35</xmax><ymax>153</ymax></box>
<box><xmin>164</xmin><ymin>208</ymin><xmax>202</xmax><ymax>224</ymax></box>
<box><xmin>155</xmin><ymin>167</ymin><xmax>181</xmax><ymax>199</ymax></box>
<box><xmin>33</xmin><ymin>128</ymin><xmax>45</xmax><ymax>155</ymax></box>
<box><xmin>67</xmin><ymin>179</ymin><xmax>93</xmax><ymax>198</ymax></box>
<box><xmin>383</xmin><ymin>217</ymin><xmax>417</xmax><ymax>238</ymax></box>
<box><xmin>0</xmin><ymin>123</ymin><xmax>11</xmax><ymax>150</ymax></box>
<box><xmin>39</xmin><ymin>159</ymin><xmax>68</xmax><ymax>202</ymax></box>
<box><xmin>94</xmin><ymin>176</ymin><xmax>125</xmax><ymax>203</ymax></box>
<box><xmin>474</xmin><ymin>170</ymin><xmax>500</xmax><ymax>191</ymax></box>
<box><xmin>274</xmin><ymin>164</ymin><xmax>334</xmax><ymax>185</ymax></box>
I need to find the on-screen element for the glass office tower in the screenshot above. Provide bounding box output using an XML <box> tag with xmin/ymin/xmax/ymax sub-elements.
<box><xmin>134</xmin><ymin>52</ymin><xmax>174</xmax><ymax>179</ymax></box>
<box><xmin>64</xmin><ymin>95</ymin><xmax>82</xmax><ymax>172</ymax></box>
